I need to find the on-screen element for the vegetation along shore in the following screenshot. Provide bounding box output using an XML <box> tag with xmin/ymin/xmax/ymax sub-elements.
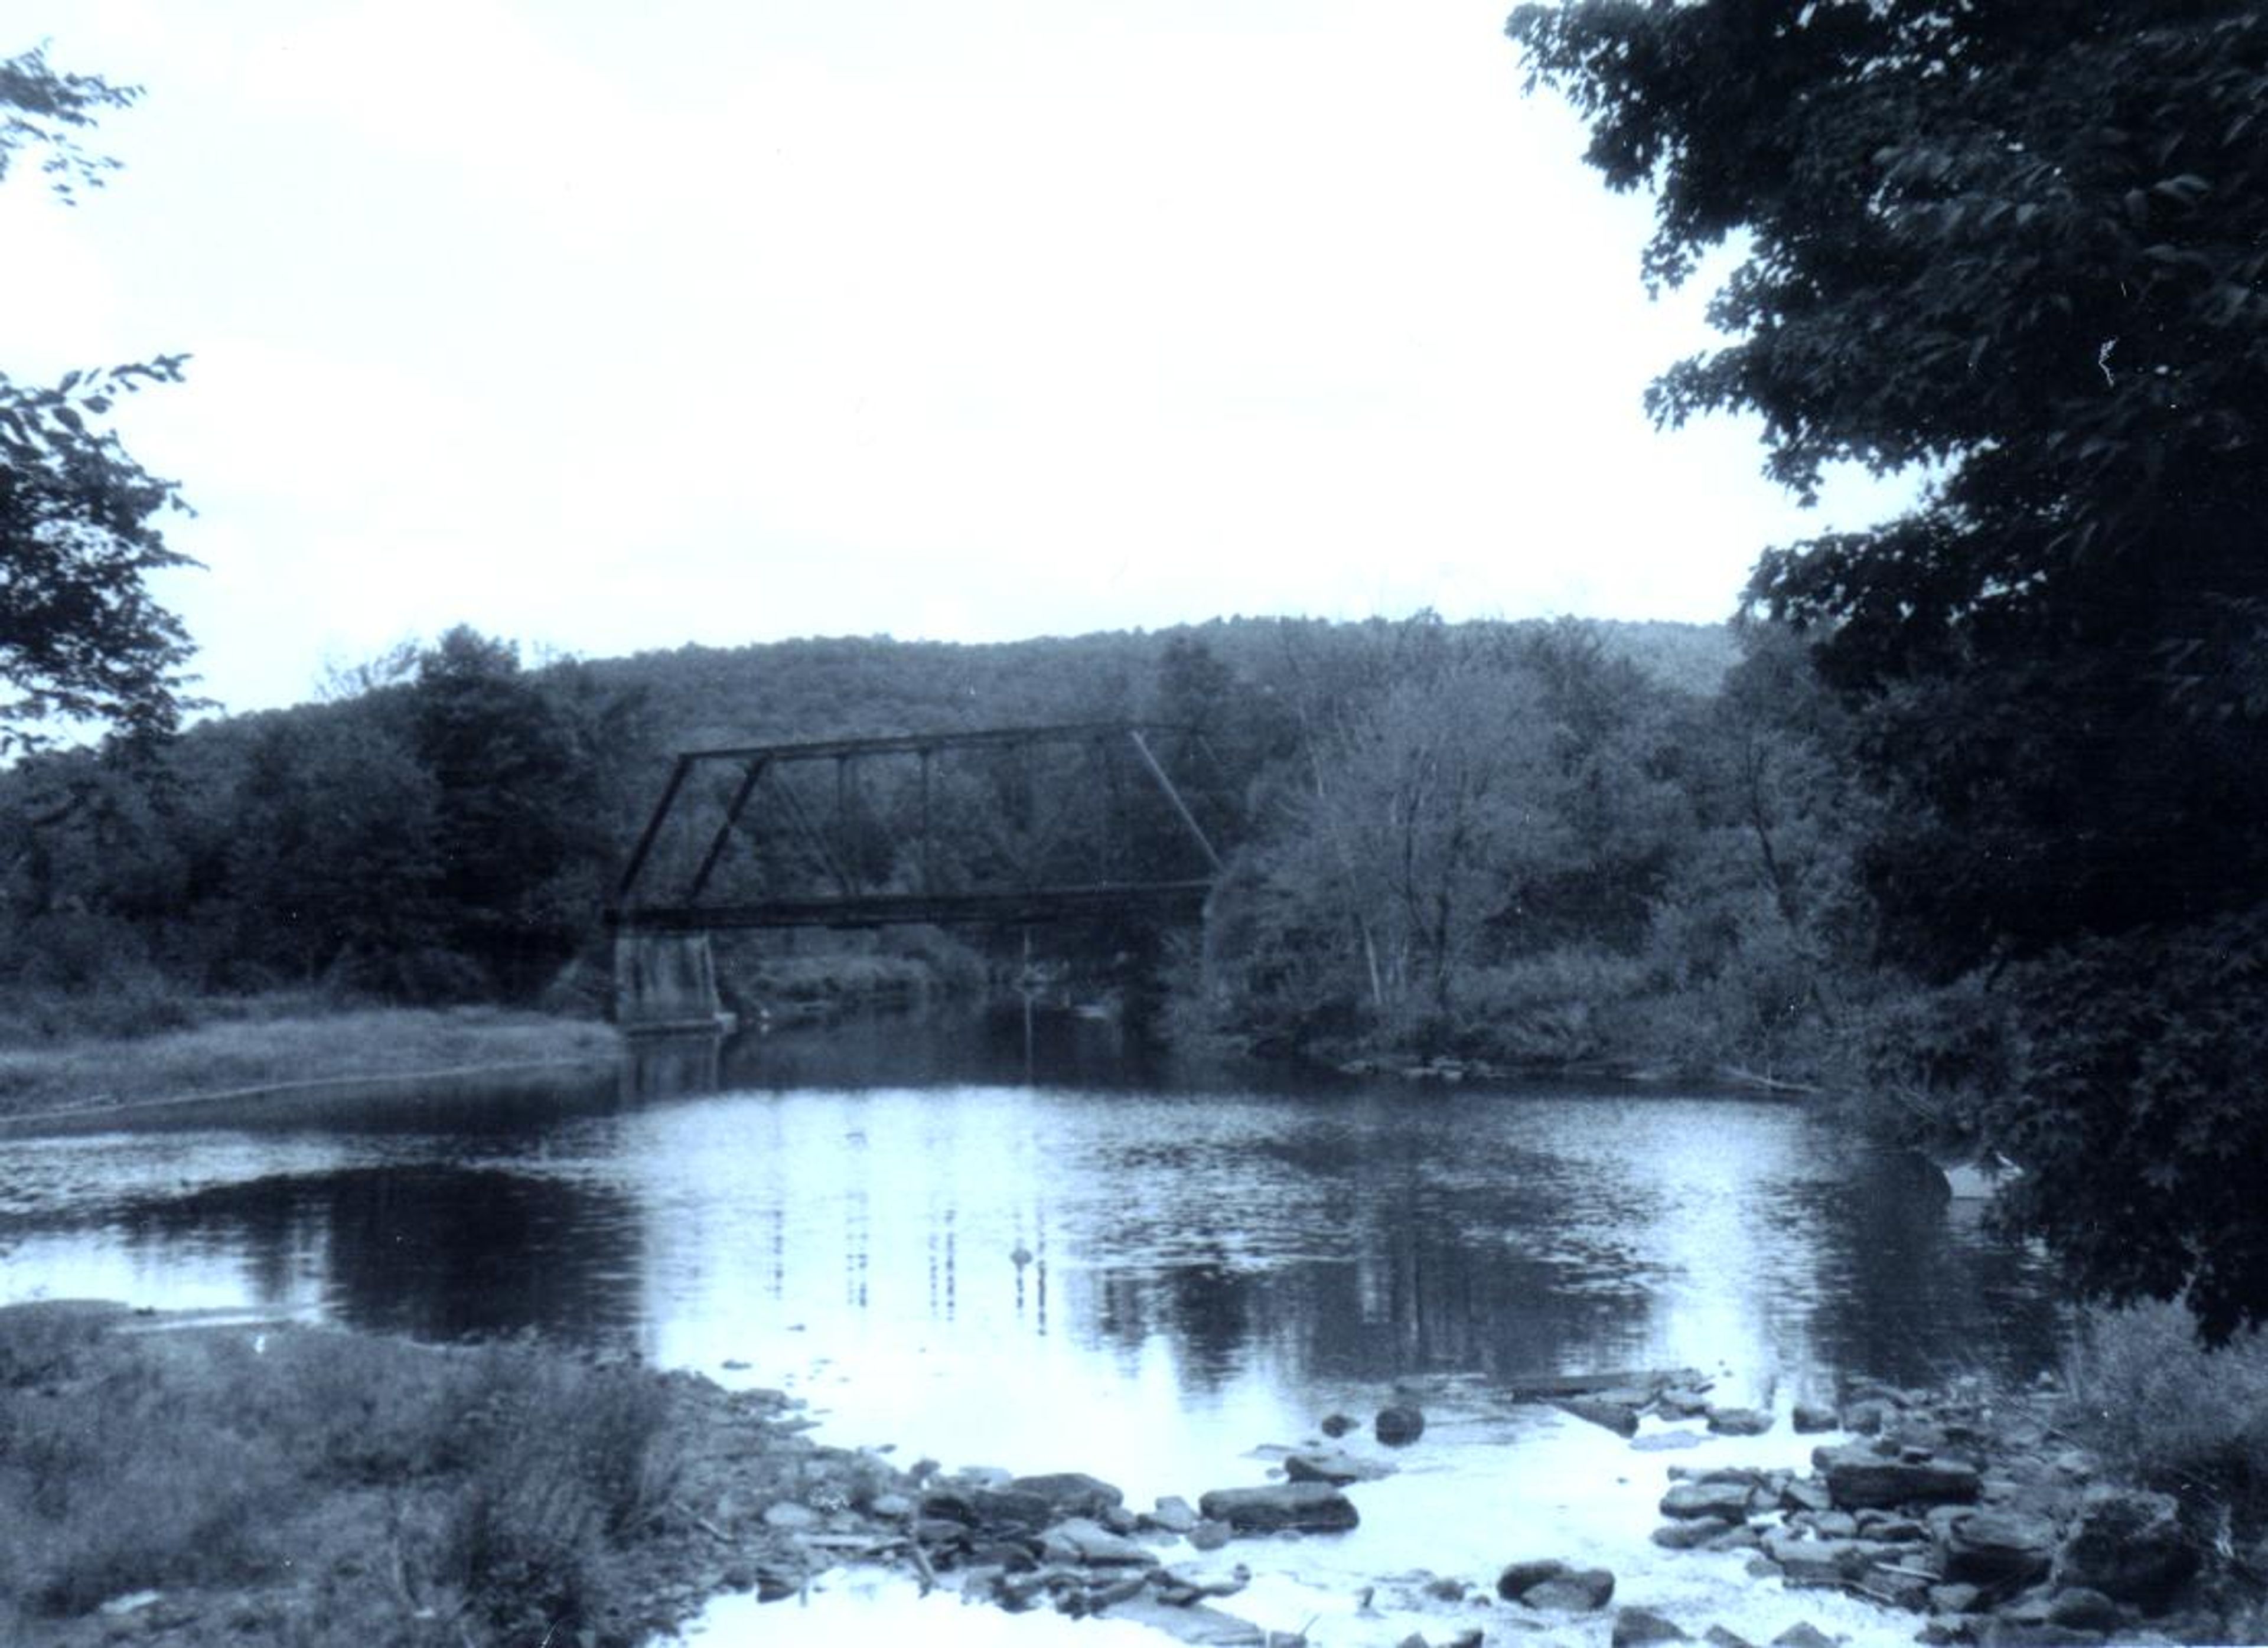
<box><xmin>9</xmin><ymin>1299</ymin><xmax>2268</xmax><ymax>1647</ymax></box>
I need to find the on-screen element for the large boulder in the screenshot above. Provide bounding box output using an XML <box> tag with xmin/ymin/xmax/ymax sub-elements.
<box><xmin>1196</xmin><ymin>1482</ymin><xmax>1359</xmax><ymax>1533</ymax></box>
<box><xmin>1813</xmin><ymin>1442</ymin><xmax>1982</xmax><ymax>1510</ymax></box>
<box><xmin>2055</xmin><ymin>1484</ymin><xmax>2196</xmax><ymax>1611</ymax></box>
<box><xmin>1938</xmin><ymin>1508</ymin><xmax>2060</xmax><ymax>1587</ymax></box>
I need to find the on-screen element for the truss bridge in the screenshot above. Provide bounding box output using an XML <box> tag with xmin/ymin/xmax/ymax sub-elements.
<box><xmin>607</xmin><ymin>722</ymin><xmax>1228</xmax><ymax>1030</ymax></box>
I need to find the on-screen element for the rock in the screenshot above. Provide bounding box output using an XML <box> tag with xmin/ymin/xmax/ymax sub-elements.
<box><xmin>869</xmin><ymin>1491</ymin><xmax>916</xmax><ymax>1518</ymax></box>
<box><xmin>1706</xmin><ymin>1524</ymin><xmax>1764</xmax><ymax>1552</ymax></box>
<box><xmin>920</xmin><ymin>1486</ymin><xmax>978</xmax><ymax>1523</ymax></box>
<box><xmin>1496</xmin><ymin>1558</ymin><xmax>1568</xmax><ymax>1600</ymax></box>
<box><xmin>1612</xmin><ymin>1605</ymin><xmax>1690</xmax><ymax>1646</ymax></box>
<box><xmin>1706</xmin><ymin>1405</ymin><xmax>1774</xmax><ymax>1436</ymax></box>
<box><xmin>1653</xmin><ymin>1516</ymin><xmax>1736</xmax><ymax>1550</ymax></box>
<box><xmin>1770</xmin><ymin>1627</ymin><xmax>1837</xmax><ymax>1648</ymax></box>
<box><xmin>761</xmin><ymin>1500</ymin><xmax>821</xmax><ymax>1529</ymax></box>
<box><xmin>1761</xmin><ymin>1530</ymin><xmax>1866</xmax><ymax>1588</ymax></box>
<box><xmin>1705</xmin><ymin>1629</ymin><xmax>1757</xmax><ymax>1648</ymax></box>
<box><xmin>2054</xmin><ymin>1483</ymin><xmax>2195</xmax><ymax>1611</ymax></box>
<box><xmin>1631</xmin><ymin>1428</ymin><xmax>1709</xmax><ymax>1452</ymax></box>
<box><xmin>970</xmin><ymin>1487</ymin><xmax>1057</xmax><ymax>1531</ymax></box>
<box><xmin>1319</xmin><ymin>1412</ymin><xmax>1357</xmax><ymax>1438</ymax></box>
<box><xmin>1521</xmin><ymin>1569</ymin><xmax>1617</xmax><ymax>1613</ymax></box>
<box><xmin>1283</xmin><ymin>1448</ymin><xmax>1393</xmax><ymax>1485</ymax></box>
<box><xmin>1779</xmin><ymin>1477</ymin><xmax>1832</xmax><ymax>1514</ymax></box>
<box><xmin>1195</xmin><ymin>1483</ymin><xmax>1359</xmax><ymax>1533</ymax></box>
<box><xmin>1657</xmin><ymin>1386</ymin><xmax>1714</xmax><ymax>1418</ymax></box>
<box><xmin>1041</xmin><ymin>1518</ymin><xmax>1159</xmax><ymax>1567</ymax></box>
<box><xmin>1979</xmin><ymin>1623</ymin><xmax>2104</xmax><ymax>1647</ymax></box>
<box><xmin>1153</xmin><ymin>1562</ymin><xmax>1249</xmax><ymax>1604</ymax></box>
<box><xmin>1792</xmin><ymin>1403</ymin><xmax>1840</xmax><ymax>1434</ymax></box>
<box><xmin>1940</xmin><ymin>1509</ymin><xmax>2058</xmax><ymax>1587</ymax></box>
<box><xmin>1560</xmin><ymin>1396</ymin><xmax>1643</xmax><ymax>1436</ymax></box>
<box><xmin>1187</xmin><ymin>1519</ymin><xmax>1234</xmax><ymax>1551</ymax></box>
<box><xmin>1842</xmin><ymin>1398</ymin><xmax>1891</xmax><ymax>1435</ymax></box>
<box><xmin>1856</xmin><ymin>1512</ymin><xmax>1927</xmax><ymax>1541</ymax></box>
<box><xmin>1928</xmin><ymin>1583</ymin><xmax>1984</xmax><ymax>1614</ymax></box>
<box><xmin>1858</xmin><ymin>1562</ymin><xmax>1934</xmax><ymax>1611</ymax></box>
<box><xmin>2045</xmin><ymin>1588</ymin><xmax>2120</xmax><ymax>1630</ymax></box>
<box><xmin>1011</xmin><ymin>1472</ymin><xmax>1126</xmax><ymax>1518</ymax></box>
<box><xmin>1660</xmin><ymin>1479</ymin><xmax>1757</xmax><ymax>1520</ymax></box>
<box><xmin>1087</xmin><ymin>1571</ymin><xmax>1150</xmax><ymax>1609</ymax></box>
<box><xmin>1146</xmin><ymin>1495</ymin><xmax>1199</xmax><ymax>1535</ymax></box>
<box><xmin>1374</xmin><ymin>1404</ymin><xmax>1426</xmax><ymax>1446</ymax></box>
<box><xmin>1813</xmin><ymin>1443</ymin><xmax>1982</xmax><ymax>1510</ymax></box>
<box><xmin>970</xmin><ymin>1536</ymin><xmax>1045</xmax><ymax>1571</ymax></box>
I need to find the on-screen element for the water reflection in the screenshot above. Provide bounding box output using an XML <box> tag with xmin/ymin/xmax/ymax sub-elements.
<box><xmin>56</xmin><ymin>1163</ymin><xmax>650</xmax><ymax>1347</ymax></box>
<box><xmin>0</xmin><ymin>1011</ymin><xmax>2065</xmax><ymax>1499</ymax></box>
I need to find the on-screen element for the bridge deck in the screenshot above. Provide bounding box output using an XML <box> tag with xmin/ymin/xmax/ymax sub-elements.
<box><xmin>610</xmin><ymin>879</ymin><xmax>1213</xmax><ymax>932</ymax></box>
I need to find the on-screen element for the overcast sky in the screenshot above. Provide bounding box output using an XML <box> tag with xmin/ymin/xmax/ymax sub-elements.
<box><xmin>3</xmin><ymin>0</ymin><xmax>1910</xmax><ymax>719</ymax></box>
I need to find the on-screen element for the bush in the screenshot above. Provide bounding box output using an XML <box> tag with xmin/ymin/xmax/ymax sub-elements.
<box><xmin>1452</xmin><ymin>949</ymin><xmax>1652</xmax><ymax>1066</ymax></box>
<box><xmin>0</xmin><ymin>1316</ymin><xmax>679</xmax><ymax>1638</ymax></box>
<box><xmin>2061</xmin><ymin>1299</ymin><xmax>2268</xmax><ymax>1511</ymax></box>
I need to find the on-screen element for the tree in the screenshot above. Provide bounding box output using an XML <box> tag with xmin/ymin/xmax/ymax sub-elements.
<box><xmin>1510</xmin><ymin>2</ymin><xmax>2268</xmax><ymax>1334</ymax></box>
<box><xmin>0</xmin><ymin>48</ymin><xmax>194</xmax><ymax>754</ymax></box>
<box><xmin>409</xmin><ymin>627</ymin><xmax>612</xmax><ymax>996</ymax></box>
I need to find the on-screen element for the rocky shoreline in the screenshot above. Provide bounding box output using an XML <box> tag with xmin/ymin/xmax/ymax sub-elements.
<box><xmin>31</xmin><ymin>1326</ymin><xmax>2257</xmax><ymax>1648</ymax></box>
<box><xmin>635</xmin><ymin>1365</ymin><xmax>2257</xmax><ymax>1648</ymax></box>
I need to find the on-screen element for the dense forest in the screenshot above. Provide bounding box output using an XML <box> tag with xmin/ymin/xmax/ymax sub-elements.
<box><xmin>0</xmin><ymin>609</ymin><xmax>1901</xmax><ymax>1089</ymax></box>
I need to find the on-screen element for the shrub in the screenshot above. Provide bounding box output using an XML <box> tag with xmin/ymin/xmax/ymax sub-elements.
<box><xmin>2061</xmin><ymin>1299</ymin><xmax>2268</xmax><ymax>1511</ymax></box>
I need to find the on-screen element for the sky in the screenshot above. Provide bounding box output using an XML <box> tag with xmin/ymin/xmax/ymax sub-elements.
<box><xmin>1</xmin><ymin>0</ymin><xmax>1912</xmax><ymax>720</ymax></box>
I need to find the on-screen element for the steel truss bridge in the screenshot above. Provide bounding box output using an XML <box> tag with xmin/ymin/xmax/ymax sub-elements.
<box><xmin>607</xmin><ymin>722</ymin><xmax>1227</xmax><ymax>936</ymax></box>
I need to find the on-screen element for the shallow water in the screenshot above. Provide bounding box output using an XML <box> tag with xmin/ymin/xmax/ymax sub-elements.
<box><xmin>0</xmin><ymin>1010</ymin><xmax>2062</xmax><ymax>1644</ymax></box>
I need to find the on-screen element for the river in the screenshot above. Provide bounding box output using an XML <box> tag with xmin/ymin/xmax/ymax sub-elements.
<box><xmin>0</xmin><ymin>1009</ymin><xmax>2065</xmax><ymax>1647</ymax></box>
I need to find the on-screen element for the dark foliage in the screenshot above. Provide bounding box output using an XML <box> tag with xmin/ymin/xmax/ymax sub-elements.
<box><xmin>1512</xmin><ymin>1</ymin><xmax>2268</xmax><ymax>1329</ymax></box>
<box><xmin>0</xmin><ymin>49</ymin><xmax>197</xmax><ymax>753</ymax></box>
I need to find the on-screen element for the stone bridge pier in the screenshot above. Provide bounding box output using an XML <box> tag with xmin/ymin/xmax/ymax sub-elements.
<box><xmin>612</xmin><ymin>931</ymin><xmax>726</xmax><ymax>1035</ymax></box>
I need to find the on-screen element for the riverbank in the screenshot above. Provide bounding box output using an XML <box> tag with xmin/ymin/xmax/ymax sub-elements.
<box><xmin>12</xmin><ymin>1302</ymin><xmax>2266</xmax><ymax>1648</ymax></box>
<box><xmin>0</xmin><ymin>1003</ymin><xmax>621</xmax><ymax>1128</ymax></box>
<box><xmin>0</xmin><ymin>1300</ymin><xmax>914</xmax><ymax>1647</ymax></box>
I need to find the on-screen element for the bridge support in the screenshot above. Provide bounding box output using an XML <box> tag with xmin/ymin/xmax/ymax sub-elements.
<box><xmin>612</xmin><ymin>931</ymin><xmax>726</xmax><ymax>1036</ymax></box>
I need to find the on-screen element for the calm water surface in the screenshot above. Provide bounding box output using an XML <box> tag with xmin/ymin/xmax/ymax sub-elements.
<box><xmin>0</xmin><ymin>1011</ymin><xmax>2065</xmax><ymax>1646</ymax></box>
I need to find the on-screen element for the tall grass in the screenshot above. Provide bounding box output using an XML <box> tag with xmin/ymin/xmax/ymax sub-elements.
<box><xmin>0</xmin><ymin>1308</ymin><xmax>678</xmax><ymax>1643</ymax></box>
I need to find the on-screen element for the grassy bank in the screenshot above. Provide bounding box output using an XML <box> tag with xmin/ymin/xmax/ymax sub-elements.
<box><xmin>0</xmin><ymin>1302</ymin><xmax>907</xmax><ymax>1648</ymax></box>
<box><xmin>0</xmin><ymin>1002</ymin><xmax>621</xmax><ymax>1124</ymax></box>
